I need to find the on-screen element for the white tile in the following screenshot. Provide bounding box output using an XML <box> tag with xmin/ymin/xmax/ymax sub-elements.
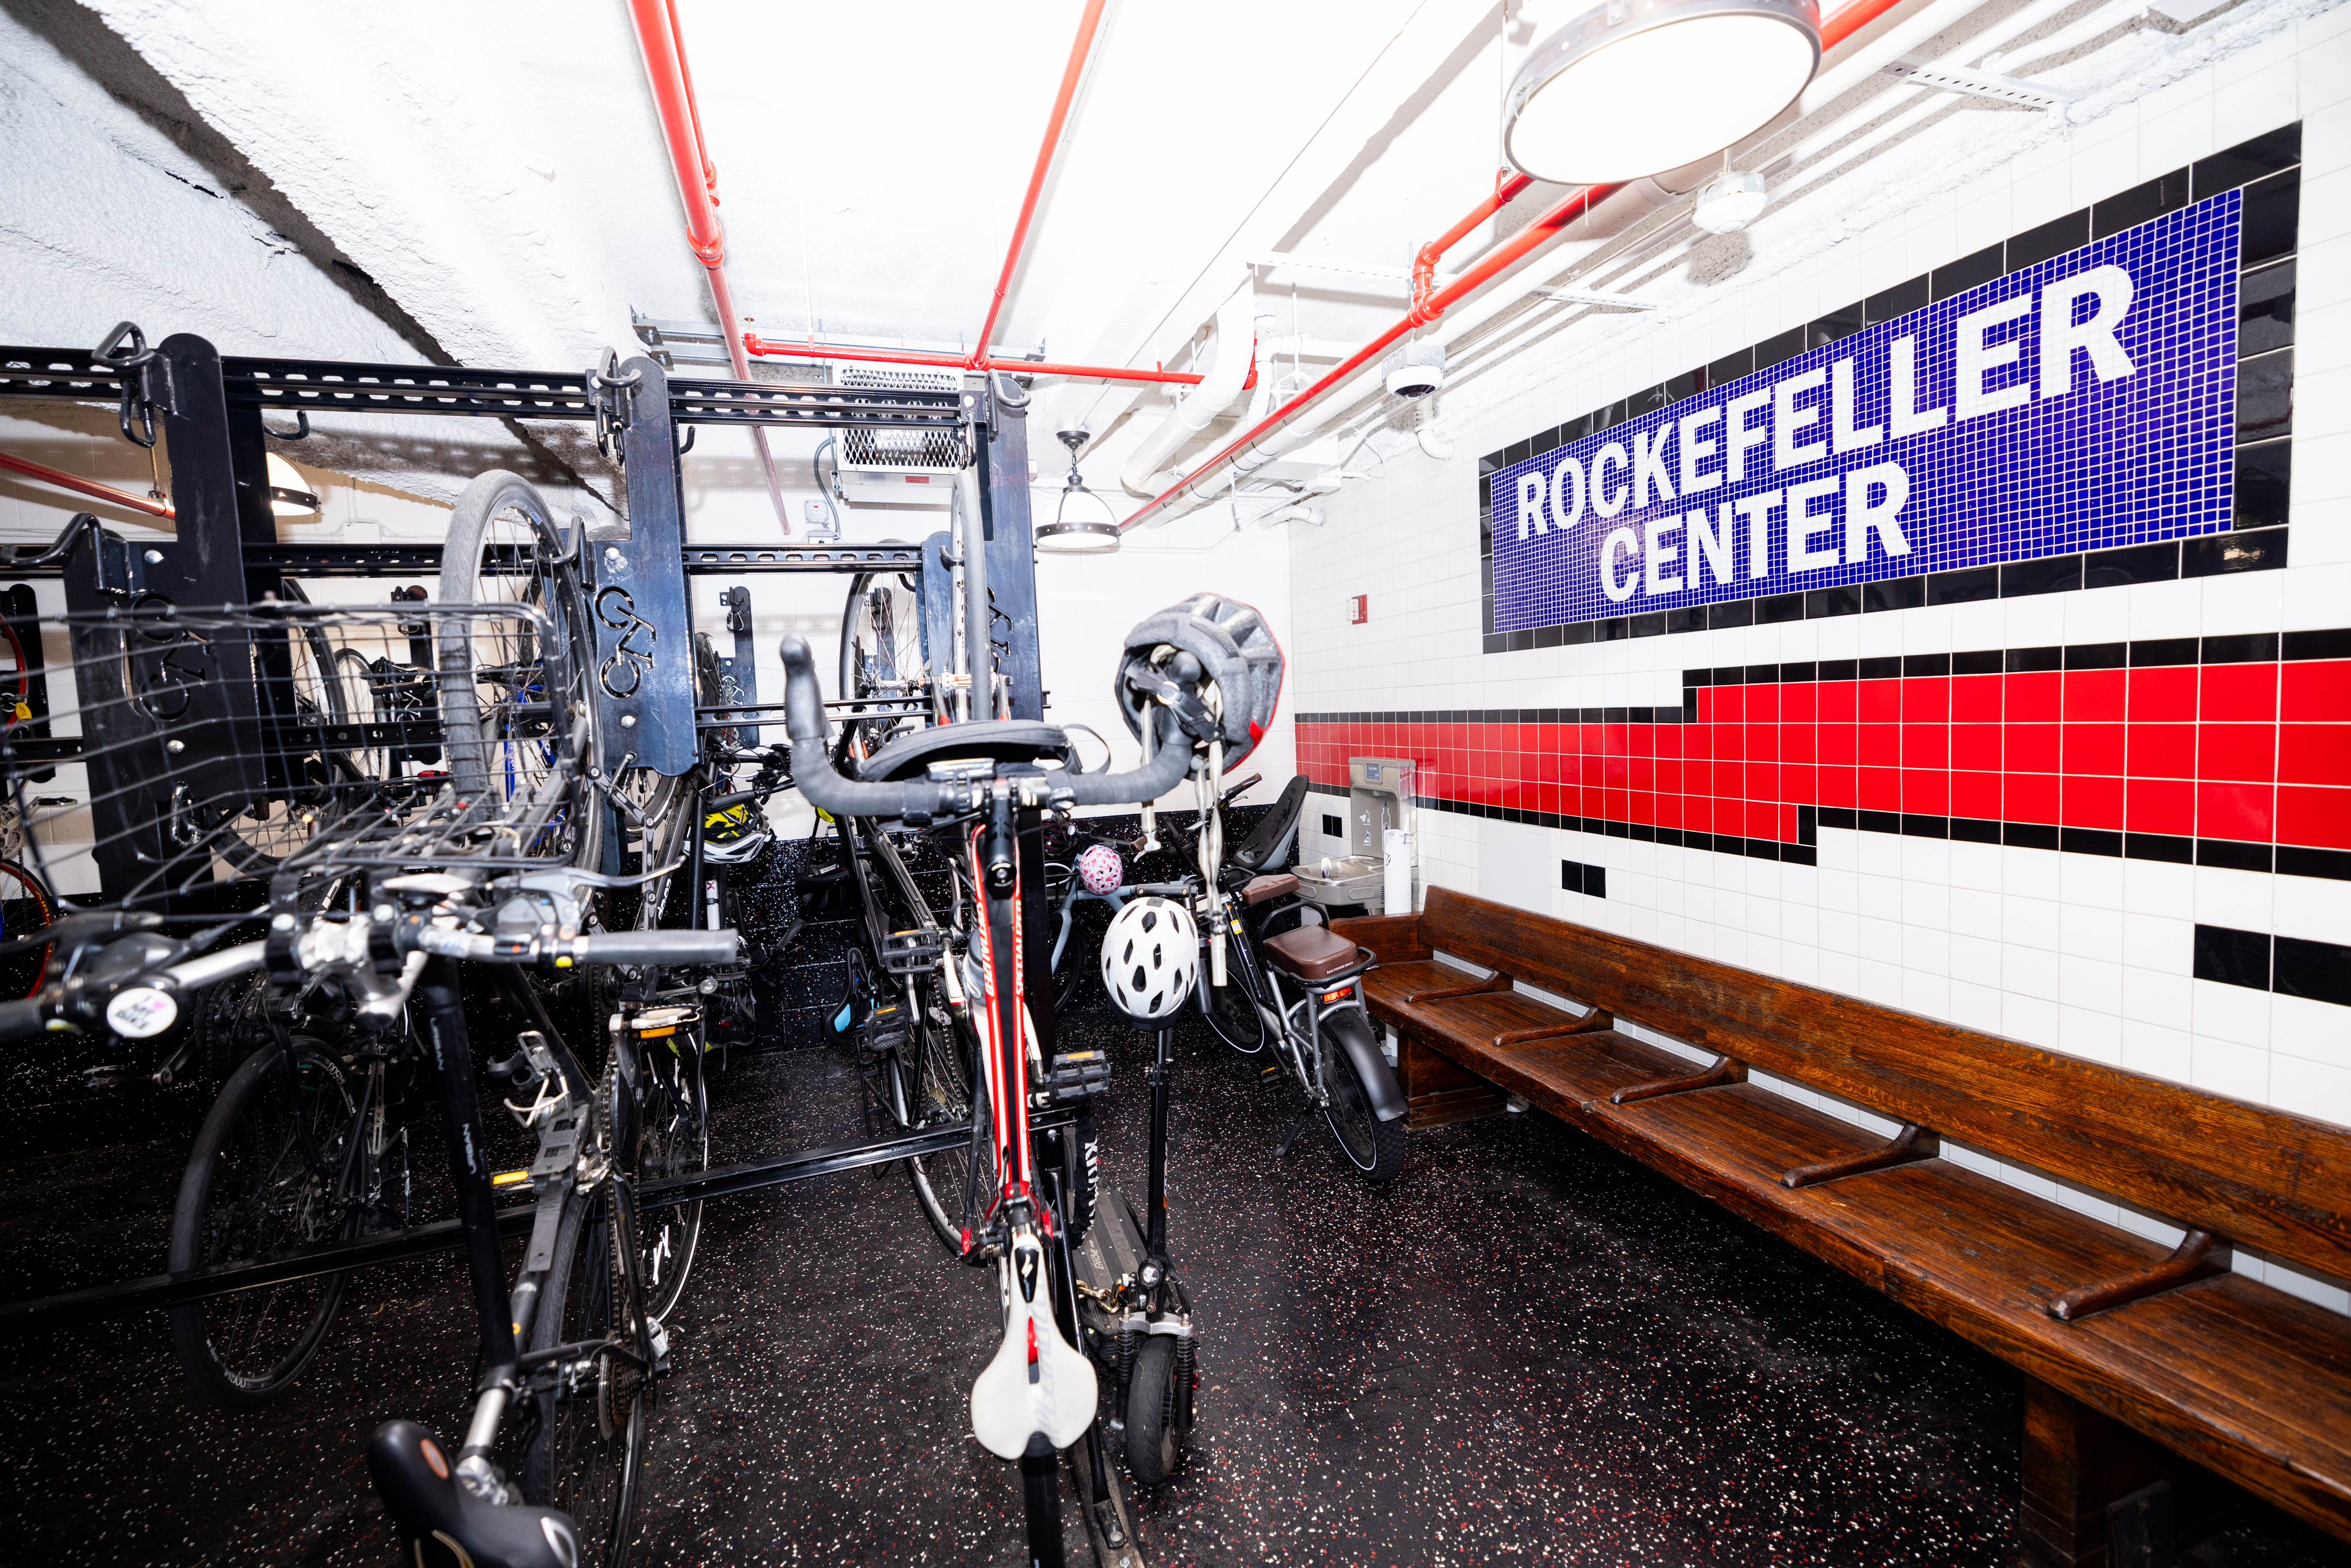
<box><xmin>2188</xmin><ymin>1033</ymin><xmax>2271</xmax><ymax>1101</ymax></box>
<box><xmin>2006</xmin><ymin>993</ymin><xmax>2060</xmax><ymax>1047</ymax></box>
<box><xmin>1951</xmin><ymin>978</ymin><xmax>2005</xmax><ymax>1032</ymax></box>
<box><xmin>2005</xmin><ymin>895</ymin><xmax>2062</xmax><ymax>950</ymax></box>
<box><xmin>2057</xmin><ymin>1005</ymin><xmax>2124</xmax><ymax>1065</ymax></box>
<box><xmin>2121</xmin><ymin>1019</ymin><xmax>2193</xmax><ymax>1082</ymax></box>
<box><xmin>2271</xmin><ymin>995</ymin><xmax>2351</xmax><ymax>1073</ymax></box>
<box><xmin>2121</xmin><ymin>912</ymin><xmax>2193</xmax><ymax>974</ymax></box>
<box><xmin>2122</xmin><ymin>859</ymin><xmax>2195</xmax><ymax>915</ymax></box>
<box><xmin>2125</xmin><ymin>578</ymin><xmax>2202</xmax><ymax>641</ymax></box>
<box><xmin>2194</xmin><ymin>866</ymin><xmax>2274</xmax><ymax>930</ymax></box>
<box><xmin>2121</xmin><ymin>968</ymin><xmax>2193</xmax><ymax>1028</ymax></box>
<box><xmin>2259</xmin><ymin>1256</ymin><xmax>2351</xmax><ymax>1314</ymax></box>
<box><xmin>2191</xmin><ymin>978</ymin><xmax>2273</xmax><ymax>1051</ymax></box>
<box><xmin>2060</xmin><ymin>953</ymin><xmax>2124</xmax><ymax>1016</ymax></box>
<box><xmin>2064</xmin><ymin>906</ymin><xmax>2125</xmax><ymax>964</ymax></box>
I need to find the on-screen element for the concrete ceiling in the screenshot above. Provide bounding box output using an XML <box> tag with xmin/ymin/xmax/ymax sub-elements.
<box><xmin>0</xmin><ymin>0</ymin><xmax>2323</xmax><ymax>523</ymax></box>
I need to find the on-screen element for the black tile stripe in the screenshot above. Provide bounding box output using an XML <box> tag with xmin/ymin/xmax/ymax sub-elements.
<box><xmin>2195</xmin><ymin>921</ymin><xmax>2351</xmax><ymax>1008</ymax></box>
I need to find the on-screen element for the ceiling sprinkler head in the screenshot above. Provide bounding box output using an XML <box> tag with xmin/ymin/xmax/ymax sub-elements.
<box><xmin>1384</xmin><ymin>340</ymin><xmax>1446</xmax><ymax>399</ymax></box>
<box><xmin>1692</xmin><ymin>168</ymin><xmax>1771</xmax><ymax>234</ymax></box>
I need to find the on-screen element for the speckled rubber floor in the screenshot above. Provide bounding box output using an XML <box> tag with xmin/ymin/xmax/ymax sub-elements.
<box><xmin>2</xmin><ymin>998</ymin><xmax>2344</xmax><ymax>1565</ymax></box>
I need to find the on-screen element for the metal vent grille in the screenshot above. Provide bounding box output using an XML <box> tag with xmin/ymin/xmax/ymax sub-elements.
<box><xmin>836</xmin><ymin>364</ymin><xmax>966</xmax><ymax>470</ymax></box>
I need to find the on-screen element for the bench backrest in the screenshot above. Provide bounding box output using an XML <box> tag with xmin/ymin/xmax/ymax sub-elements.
<box><xmin>1416</xmin><ymin>887</ymin><xmax>2351</xmax><ymax>1287</ymax></box>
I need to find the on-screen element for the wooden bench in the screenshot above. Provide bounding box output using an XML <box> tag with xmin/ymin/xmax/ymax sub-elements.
<box><xmin>1333</xmin><ymin>887</ymin><xmax>2351</xmax><ymax>1566</ymax></box>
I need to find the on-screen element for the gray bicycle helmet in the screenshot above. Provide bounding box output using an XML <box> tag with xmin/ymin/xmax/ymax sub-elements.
<box><xmin>1111</xmin><ymin>593</ymin><xmax>1285</xmax><ymax>772</ymax></box>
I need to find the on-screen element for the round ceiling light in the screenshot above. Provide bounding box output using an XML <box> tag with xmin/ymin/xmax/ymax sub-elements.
<box><xmin>1504</xmin><ymin>0</ymin><xmax>1820</xmax><ymax>186</ymax></box>
<box><xmin>264</xmin><ymin>452</ymin><xmax>321</xmax><ymax>517</ymax></box>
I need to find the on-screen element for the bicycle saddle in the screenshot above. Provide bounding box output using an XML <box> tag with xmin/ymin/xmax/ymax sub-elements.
<box><xmin>857</xmin><ymin>720</ymin><xmax>1078</xmax><ymax>782</ymax></box>
<box><xmin>971</xmin><ymin>1229</ymin><xmax>1097</xmax><ymax>1459</ymax></box>
<box><xmin>367</xmin><ymin>1420</ymin><xmax>580</xmax><ymax>1568</ymax></box>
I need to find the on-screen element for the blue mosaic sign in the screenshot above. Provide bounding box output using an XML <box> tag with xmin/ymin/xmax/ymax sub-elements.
<box><xmin>1491</xmin><ymin>191</ymin><xmax>2242</xmax><ymax>630</ymax></box>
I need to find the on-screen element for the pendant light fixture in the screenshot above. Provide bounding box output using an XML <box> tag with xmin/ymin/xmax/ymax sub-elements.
<box><xmin>1504</xmin><ymin>0</ymin><xmax>1820</xmax><ymax>185</ymax></box>
<box><xmin>1034</xmin><ymin>427</ymin><xmax>1120</xmax><ymax>555</ymax></box>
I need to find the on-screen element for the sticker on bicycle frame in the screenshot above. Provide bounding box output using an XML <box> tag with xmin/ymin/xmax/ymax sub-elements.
<box><xmin>105</xmin><ymin>986</ymin><xmax>177</xmax><ymax>1039</ymax></box>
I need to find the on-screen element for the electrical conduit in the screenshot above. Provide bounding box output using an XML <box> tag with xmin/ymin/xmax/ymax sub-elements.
<box><xmin>1119</xmin><ymin>286</ymin><xmax>1259</xmax><ymax>500</ymax></box>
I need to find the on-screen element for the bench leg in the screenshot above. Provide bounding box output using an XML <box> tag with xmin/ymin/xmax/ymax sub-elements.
<box><xmin>2018</xmin><ymin>1378</ymin><xmax>2229</xmax><ymax>1568</ymax></box>
<box><xmin>1395</xmin><ymin>1032</ymin><xmax>1504</xmax><ymax>1127</ymax></box>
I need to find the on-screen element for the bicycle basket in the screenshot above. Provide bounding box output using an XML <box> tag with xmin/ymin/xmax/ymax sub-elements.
<box><xmin>0</xmin><ymin>598</ymin><xmax>595</xmax><ymax>910</ymax></box>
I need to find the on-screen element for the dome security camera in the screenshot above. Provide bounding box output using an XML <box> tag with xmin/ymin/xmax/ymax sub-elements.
<box><xmin>1384</xmin><ymin>340</ymin><xmax>1446</xmax><ymax>399</ymax></box>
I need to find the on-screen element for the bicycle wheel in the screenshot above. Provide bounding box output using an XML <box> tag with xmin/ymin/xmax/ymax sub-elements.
<box><xmin>906</xmin><ymin>1001</ymin><xmax>992</xmax><ymax>1256</ymax></box>
<box><xmin>1197</xmin><ymin>941</ymin><xmax>1269</xmax><ymax>1055</ymax></box>
<box><xmin>436</xmin><ymin>470</ymin><xmax>598</xmax><ymax>869</ymax></box>
<box><xmin>1320</xmin><ymin>1011</ymin><xmax>1405</xmax><ymax>1185</ymax></box>
<box><xmin>838</xmin><ymin>565</ymin><xmax>926</xmax><ymax>759</ymax></box>
<box><xmin>636</xmin><ymin>1035</ymin><xmax>707</xmax><ymax>1324</ymax></box>
<box><xmin>521</xmin><ymin>1175</ymin><xmax>649</xmax><ymax>1568</ymax></box>
<box><xmin>168</xmin><ymin>1039</ymin><xmax>364</xmax><ymax>1408</ymax></box>
<box><xmin>0</xmin><ymin>856</ymin><xmax>55</xmax><ymax>999</ymax></box>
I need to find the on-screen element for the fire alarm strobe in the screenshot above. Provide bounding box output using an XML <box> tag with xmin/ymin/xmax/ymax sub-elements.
<box><xmin>1349</xmin><ymin>595</ymin><xmax>1369</xmax><ymax>625</ymax></box>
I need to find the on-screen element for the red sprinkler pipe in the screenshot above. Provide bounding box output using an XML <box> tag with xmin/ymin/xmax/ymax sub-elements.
<box><xmin>628</xmin><ymin>0</ymin><xmax>796</xmax><ymax>531</ymax></box>
<box><xmin>743</xmin><ymin>334</ymin><xmax>1203</xmax><ymax>387</ymax></box>
<box><xmin>968</xmin><ymin>0</ymin><xmax>1110</xmax><ymax>370</ymax></box>
<box><xmin>1117</xmin><ymin>0</ymin><xmax>1917</xmax><ymax>531</ymax></box>
<box><xmin>0</xmin><ymin>451</ymin><xmax>172</xmax><ymax>519</ymax></box>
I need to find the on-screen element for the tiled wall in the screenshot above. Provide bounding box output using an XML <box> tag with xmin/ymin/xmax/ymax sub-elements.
<box><xmin>1287</xmin><ymin>24</ymin><xmax>2350</xmax><ymax>1310</ymax></box>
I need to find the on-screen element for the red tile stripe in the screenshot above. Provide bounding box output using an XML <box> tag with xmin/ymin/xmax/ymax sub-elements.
<box><xmin>1296</xmin><ymin>659</ymin><xmax>2351</xmax><ymax>852</ymax></box>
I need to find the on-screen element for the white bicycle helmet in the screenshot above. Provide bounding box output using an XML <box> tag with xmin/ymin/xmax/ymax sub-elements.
<box><xmin>1100</xmin><ymin>897</ymin><xmax>1199</xmax><ymax>1023</ymax></box>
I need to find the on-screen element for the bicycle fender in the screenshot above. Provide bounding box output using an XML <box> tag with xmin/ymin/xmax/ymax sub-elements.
<box><xmin>970</xmin><ymin>1230</ymin><xmax>1097</xmax><ymax>1459</ymax></box>
<box><xmin>1327</xmin><ymin>1007</ymin><xmax>1409</xmax><ymax>1123</ymax></box>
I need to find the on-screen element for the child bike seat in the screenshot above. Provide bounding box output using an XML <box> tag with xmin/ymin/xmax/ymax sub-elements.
<box><xmin>1262</xmin><ymin>924</ymin><xmax>1366</xmax><ymax>982</ymax></box>
<box><xmin>1241</xmin><ymin>872</ymin><xmax>1298</xmax><ymax>906</ymax></box>
<box><xmin>1231</xmin><ymin>774</ymin><xmax>1310</xmax><ymax>871</ymax></box>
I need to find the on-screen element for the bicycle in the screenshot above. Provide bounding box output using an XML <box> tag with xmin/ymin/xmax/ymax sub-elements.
<box><xmin>777</xmin><ymin>585</ymin><xmax>1282</xmax><ymax>1564</ymax></box>
<box><xmin>0</xmin><ymin>562</ymin><xmax>721</xmax><ymax>1565</ymax></box>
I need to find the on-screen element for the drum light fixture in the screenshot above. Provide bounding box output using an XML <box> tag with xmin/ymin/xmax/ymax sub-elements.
<box><xmin>1504</xmin><ymin>0</ymin><xmax>1821</xmax><ymax>185</ymax></box>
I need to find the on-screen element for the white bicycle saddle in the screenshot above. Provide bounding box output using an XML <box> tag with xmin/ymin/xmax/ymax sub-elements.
<box><xmin>970</xmin><ymin>1228</ymin><xmax>1097</xmax><ymax>1459</ymax></box>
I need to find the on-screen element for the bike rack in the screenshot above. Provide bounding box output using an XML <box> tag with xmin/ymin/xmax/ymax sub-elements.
<box><xmin>0</xmin><ymin>1110</ymin><xmax>1073</xmax><ymax>1334</ymax></box>
<box><xmin>0</xmin><ymin>337</ymin><xmax>1052</xmax><ymax>902</ymax></box>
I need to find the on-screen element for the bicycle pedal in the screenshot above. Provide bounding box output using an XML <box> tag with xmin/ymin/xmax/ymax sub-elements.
<box><xmin>1036</xmin><ymin>1050</ymin><xmax>1112</xmax><ymax>1105</ymax></box>
<box><xmin>1257</xmin><ymin>1059</ymin><xmax>1285</xmax><ymax>1085</ymax></box>
<box><xmin>855</xmin><ymin>1000</ymin><xmax>912</xmax><ymax>1063</ymax></box>
<box><xmin>880</xmin><ymin>927</ymin><xmax>945</xmax><ymax>975</ymax></box>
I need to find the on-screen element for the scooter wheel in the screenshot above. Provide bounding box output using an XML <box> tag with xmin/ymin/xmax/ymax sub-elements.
<box><xmin>1124</xmin><ymin>1335</ymin><xmax>1194</xmax><ymax>1485</ymax></box>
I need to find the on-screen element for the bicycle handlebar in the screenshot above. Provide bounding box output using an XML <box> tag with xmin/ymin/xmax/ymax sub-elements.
<box><xmin>777</xmin><ymin>636</ymin><xmax>1195</xmax><ymax>817</ymax></box>
<box><xmin>414</xmin><ymin>926</ymin><xmax>741</xmax><ymax>967</ymax></box>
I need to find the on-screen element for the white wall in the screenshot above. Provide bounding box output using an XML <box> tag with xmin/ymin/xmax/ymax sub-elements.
<box><xmin>1286</xmin><ymin>18</ymin><xmax>2350</xmax><ymax>1311</ymax></box>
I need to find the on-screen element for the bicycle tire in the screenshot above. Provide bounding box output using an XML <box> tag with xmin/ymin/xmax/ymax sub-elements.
<box><xmin>1124</xmin><ymin>1333</ymin><xmax>1195</xmax><ymax>1485</ymax></box>
<box><xmin>167</xmin><ymin>1039</ymin><xmax>363</xmax><ymax>1408</ymax></box>
<box><xmin>906</xmin><ymin>1004</ymin><xmax>990</xmax><ymax>1257</ymax></box>
<box><xmin>0</xmin><ymin>856</ymin><xmax>55</xmax><ymax>999</ymax></box>
<box><xmin>1319</xmin><ymin>1010</ymin><xmax>1404</xmax><ymax>1185</ymax></box>
<box><xmin>636</xmin><ymin>1037</ymin><xmax>706</xmax><ymax>1325</ymax></box>
<box><xmin>838</xmin><ymin>565</ymin><xmax>926</xmax><ymax>759</ymax></box>
<box><xmin>521</xmin><ymin>1175</ymin><xmax>649</xmax><ymax>1568</ymax></box>
<box><xmin>1197</xmin><ymin>946</ymin><xmax>1269</xmax><ymax>1055</ymax></box>
<box><xmin>435</xmin><ymin>470</ymin><xmax>599</xmax><ymax>870</ymax></box>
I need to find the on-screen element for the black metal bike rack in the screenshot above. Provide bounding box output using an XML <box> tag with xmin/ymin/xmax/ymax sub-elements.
<box><xmin>0</xmin><ymin>1109</ymin><xmax>1074</xmax><ymax>1334</ymax></box>
<box><xmin>1</xmin><ymin>335</ymin><xmax>1050</xmax><ymax>898</ymax></box>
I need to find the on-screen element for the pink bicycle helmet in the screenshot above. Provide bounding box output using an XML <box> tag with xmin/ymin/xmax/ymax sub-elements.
<box><xmin>1075</xmin><ymin>844</ymin><xmax>1124</xmax><ymax>896</ymax></box>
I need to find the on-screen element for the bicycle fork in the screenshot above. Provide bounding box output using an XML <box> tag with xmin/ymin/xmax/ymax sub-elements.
<box><xmin>414</xmin><ymin>958</ymin><xmax>525</xmax><ymax>1485</ymax></box>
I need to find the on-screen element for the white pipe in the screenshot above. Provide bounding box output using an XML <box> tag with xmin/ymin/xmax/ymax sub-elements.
<box><xmin>1120</xmin><ymin>286</ymin><xmax>1259</xmax><ymax>498</ymax></box>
